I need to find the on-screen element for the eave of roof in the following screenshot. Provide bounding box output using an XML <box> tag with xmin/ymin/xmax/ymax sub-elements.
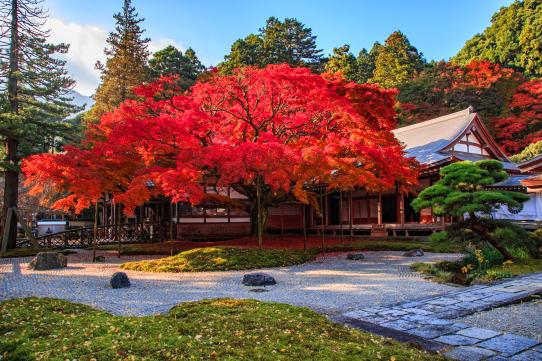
<box><xmin>394</xmin><ymin>107</ymin><xmax>513</xmax><ymax>169</ymax></box>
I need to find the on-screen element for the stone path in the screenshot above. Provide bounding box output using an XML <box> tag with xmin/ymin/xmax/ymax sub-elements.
<box><xmin>342</xmin><ymin>272</ymin><xmax>542</xmax><ymax>360</ymax></box>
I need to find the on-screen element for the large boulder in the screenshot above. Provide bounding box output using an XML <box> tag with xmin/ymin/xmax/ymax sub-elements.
<box><xmin>347</xmin><ymin>253</ymin><xmax>365</xmax><ymax>260</ymax></box>
<box><xmin>110</xmin><ymin>272</ymin><xmax>131</xmax><ymax>289</ymax></box>
<box><xmin>242</xmin><ymin>273</ymin><xmax>276</xmax><ymax>287</ymax></box>
<box><xmin>28</xmin><ymin>252</ymin><xmax>67</xmax><ymax>270</ymax></box>
<box><xmin>403</xmin><ymin>249</ymin><xmax>425</xmax><ymax>257</ymax></box>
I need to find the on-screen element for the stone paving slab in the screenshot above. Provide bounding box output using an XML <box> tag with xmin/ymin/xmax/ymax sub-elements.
<box><xmin>509</xmin><ymin>350</ymin><xmax>542</xmax><ymax>361</ymax></box>
<box><xmin>444</xmin><ymin>346</ymin><xmax>496</xmax><ymax>361</ymax></box>
<box><xmin>477</xmin><ymin>334</ymin><xmax>539</xmax><ymax>356</ymax></box>
<box><xmin>342</xmin><ymin>272</ymin><xmax>542</xmax><ymax>360</ymax></box>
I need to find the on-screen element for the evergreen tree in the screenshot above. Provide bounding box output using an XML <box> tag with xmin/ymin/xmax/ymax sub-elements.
<box><xmin>509</xmin><ymin>140</ymin><xmax>542</xmax><ymax>162</ymax></box>
<box><xmin>220</xmin><ymin>17</ymin><xmax>323</xmax><ymax>72</ymax></box>
<box><xmin>324</xmin><ymin>44</ymin><xmax>358</xmax><ymax>81</ymax></box>
<box><xmin>0</xmin><ymin>0</ymin><xmax>78</xmax><ymax>248</ymax></box>
<box><xmin>149</xmin><ymin>45</ymin><xmax>204</xmax><ymax>89</ymax></box>
<box><xmin>454</xmin><ymin>0</ymin><xmax>542</xmax><ymax>76</ymax></box>
<box><xmin>371</xmin><ymin>31</ymin><xmax>425</xmax><ymax>88</ymax></box>
<box><xmin>221</xmin><ymin>34</ymin><xmax>264</xmax><ymax>72</ymax></box>
<box><xmin>86</xmin><ymin>0</ymin><xmax>150</xmax><ymax>122</ymax></box>
<box><xmin>412</xmin><ymin>160</ymin><xmax>529</xmax><ymax>260</ymax></box>
<box><xmin>260</xmin><ymin>17</ymin><xmax>323</xmax><ymax>67</ymax></box>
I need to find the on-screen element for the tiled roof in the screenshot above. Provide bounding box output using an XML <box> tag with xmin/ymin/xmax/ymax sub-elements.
<box><xmin>452</xmin><ymin>153</ymin><xmax>519</xmax><ymax>172</ymax></box>
<box><xmin>392</xmin><ymin>108</ymin><xmax>475</xmax><ymax>150</ymax></box>
<box><xmin>487</xmin><ymin>174</ymin><xmax>531</xmax><ymax>188</ymax></box>
<box><xmin>392</xmin><ymin>107</ymin><xmax>517</xmax><ymax>171</ymax></box>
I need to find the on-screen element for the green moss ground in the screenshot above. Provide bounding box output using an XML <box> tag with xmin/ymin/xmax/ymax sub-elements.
<box><xmin>120</xmin><ymin>247</ymin><xmax>317</xmax><ymax>272</ymax></box>
<box><xmin>0</xmin><ymin>298</ymin><xmax>443</xmax><ymax>361</ymax></box>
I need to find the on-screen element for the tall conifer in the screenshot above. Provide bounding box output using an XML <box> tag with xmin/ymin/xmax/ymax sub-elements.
<box><xmin>86</xmin><ymin>0</ymin><xmax>149</xmax><ymax>122</ymax></box>
<box><xmin>0</xmin><ymin>0</ymin><xmax>77</xmax><ymax>248</ymax></box>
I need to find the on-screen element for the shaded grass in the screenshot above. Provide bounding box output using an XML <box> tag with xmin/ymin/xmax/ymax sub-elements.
<box><xmin>480</xmin><ymin>258</ymin><xmax>542</xmax><ymax>281</ymax></box>
<box><xmin>97</xmin><ymin>237</ymin><xmax>463</xmax><ymax>257</ymax></box>
<box><xmin>411</xmin><ymin>258</ymin><xmax>542</xmax><ymax>285</ymax></box>
<box><xmin>323</xmin><ymin>239</ymin><xmax>462</xmax><ymax>254</ymax></box>
<box><xmin>121</xmin><ymin>247</ymin><xmax>317</xmax><ymax>272</ymax></box>
<box><xmin>410</xmin><ymin>262</ymin><xmax>455</xmax><ymax>284</ymax></box>
<box><xmin>0</xmin><ymin>297</ymin><xmax>442</xmax><ymax>361</ymax></box>
<box><xmin>0</xmin><ymin>248</ymin><xmax>75</xmax><ymax>258</ymax></box>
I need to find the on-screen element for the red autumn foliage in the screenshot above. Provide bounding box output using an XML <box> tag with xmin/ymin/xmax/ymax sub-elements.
<box><xmin>493</xmin><ymin>79</ymin><xmax>542</xmax><ymax>153</ymax></box>
<box><xmin>451</xmin><ymin>60</ymin><xmax>516</xmax><ymax>89</ymax></box>
<box><xmin>397</xmin><ymin>60</ymin><xmax>534</xmax><ymax>154</ymax></box>
<box><xmin>22</xmin><ymin>65</ymin><xmax>418</xmax><ymax>223</ymax></box>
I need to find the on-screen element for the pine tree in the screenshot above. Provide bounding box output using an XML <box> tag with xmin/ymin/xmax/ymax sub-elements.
<box><xmin>149</xmin><ymin>45</ymin><xmax>205</xmax><ymax>89</ymax></box>
<box><xmin>324</xmin><ymin>44</ymin><xmax>358</xmax><ymax>81</ymax></box>
<box><xmin>220</xmin><ymin>17</ymin><xmax>323</xmax><ymax>72</ymax></box>
<box><xmin>371</xmin><ymin>31</ymin><xmax>425</xmax><ymax>88</ymax></box>
<box><xmin>0</xmin><ymin>0</ymin><xmax>78</xmax><ymax>248</ymax></box>
<box><xmin>454</xmin><ymin>0</ymin><xmax>542</xmax><ymax>76</ymax></box>
<box><xmin>86</xmin><ymin>0</ymin><xmax>150</xmax><ymax>122</ymax></box>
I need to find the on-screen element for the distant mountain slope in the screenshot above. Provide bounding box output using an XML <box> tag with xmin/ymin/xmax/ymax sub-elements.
<box><xmin>453</xmin><ymin>0</ymin><xmax>542</xmax><ymax>76</ymax></box>
<box><xmin>68</xmin><ymin>90</ymin><xmax>94</xmax><ymax>113</ymax></box>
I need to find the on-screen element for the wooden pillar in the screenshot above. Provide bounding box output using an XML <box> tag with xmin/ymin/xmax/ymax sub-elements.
<box><xmin>320</xmin><ymin>188</ymin><xmax>325</xmax><ymax>252</ymax></box>
<box><xmin>366</xmin><ymin>191</ymin><xmax>371</xmax><ymax>224</ymax></box>
<box><xmin>348</xmin><ymin>190</ymin><xmax>353</xmax><ymax>241</ymax></box>
<box><xmin>116</xmin><ymin>203</ymin><xmax>122</xmax><ymax>258</ymax></box>
<box><xmin>400</xmin><ymin>193</ymin><xmax>405</xmax><ymax>227</ymax></box>
<box><xmin>302</xmin><ymin>204</ymin><xmax>307</xmax><ymax>252</ymax></box>
<box><xmin>281</xmin><ymin>205</ymin><xmax>284</xmax><ymax>236</ymax></box>
<box><xmin>377</xmin><ymin>191</ymin><xmax>382</xmax><ymax>225</ymax></box>
<box><xmin>339</xmin><ymin>190</ymin><xmax>343</xmax><ymax>241</ymax></box>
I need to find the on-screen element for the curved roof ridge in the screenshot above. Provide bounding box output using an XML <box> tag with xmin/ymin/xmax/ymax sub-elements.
<box><xmin>393</xmin><ymin>107</ymin><xmax>473</xmax><ymax>134</ymax></box>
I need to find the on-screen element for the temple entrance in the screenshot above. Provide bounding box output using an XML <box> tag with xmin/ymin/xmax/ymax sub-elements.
<box><xmin>382</xmin><ymin>195</ymin><xmax>397</xmax><ymax>223</ymax></box>
<box><xmin>328</xmin><ymin>192</ymin><xmax>341</xmax><ymax>225</ymax></box>
<box><xmin>404</xmin><ymin>195</ymin><xmax>420</xmax><ymax>223</ymax></box>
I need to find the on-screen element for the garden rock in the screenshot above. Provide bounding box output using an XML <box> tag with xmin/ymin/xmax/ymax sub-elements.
<box><xmin>242</xmin><ymin>273</ymin><xmax>276</xmax><ymax>287</ymax></box>
<box><xmin>403</xmin><ymin>249</ymin><xmax>424</xmax><ymax>257</ymax></box>
<box><xmin>28</xmin><ymin>252</ymin><xmax>67</xmax><ymax>270</ymax></box>
<box><xmin>347</xmin><ymin>253</ymin><xmax>365</xmax><ymax>260</ymax></box>
<box><xmin>94</xmin><ymin>255</ymin><xmax>106</xmax><ymax>262</ymax></box>
<box><xmin>110</xmin><ymin>272</ymin><xmax>131</xmax><ymax>289</ymax></box>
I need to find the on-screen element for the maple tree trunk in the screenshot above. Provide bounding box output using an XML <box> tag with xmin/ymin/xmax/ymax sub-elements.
<box><xmin>256</xmin><ymin>175</ymin><xmax>263</xmax><ymax>249</ymax></box>
<box><xmin>92</xmin><ymin>202</ymin><xmax>98</xmax><ymax>262</ymax></box>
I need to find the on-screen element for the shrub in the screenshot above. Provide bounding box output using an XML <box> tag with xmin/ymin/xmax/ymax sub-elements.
<box><xmin>483</xmin><ymin>269</ymin><xmax>513</xmax><ymax>281</ymax></box>
<box><xmin>434</xmin><ymin>259</ymin><xmax>464</xmax><ymax>272</ymax></box>
<box><xmin>446</xmin><ymin>219</ymin><xmax>538</xmax><ymax>258</ymax></box>
<box><xmin>429</xmin><ymin>230</ymin><xmax>448</xmax><ymax>243</ymax></box>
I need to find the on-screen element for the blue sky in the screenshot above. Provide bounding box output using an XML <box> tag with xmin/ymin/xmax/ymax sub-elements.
<box><xmin>46</xmin><ymin>0</ymin><xmax>513</xmax><ymax>95</ymax></box>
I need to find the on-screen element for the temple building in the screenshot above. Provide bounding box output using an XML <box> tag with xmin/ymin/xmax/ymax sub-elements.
<box><xmin>94</xmin><ymin>107</ymin><xmax>542</xmax><ymax>239</ymax></box>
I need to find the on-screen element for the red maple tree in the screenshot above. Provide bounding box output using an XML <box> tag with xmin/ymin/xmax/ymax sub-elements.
<box><xmin>493</xmin><ymin>79</ymin><xmax>542</xmax><ymax>153</ymax></box>
<box><xmin>23</xmin><ymin>64</ymin><xmax>418</xmax><ymax>246</ymax></box>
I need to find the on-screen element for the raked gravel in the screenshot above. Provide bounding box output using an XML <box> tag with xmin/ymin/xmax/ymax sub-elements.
<box><xmin>457</xmin><ymin>298</ymin><xmax>542</xmax><ymax>342</ymax></box>
<box><xmin>0</xmin><ymin>250</ymin><xmax>462</xmax><ymax>316</ymax></box>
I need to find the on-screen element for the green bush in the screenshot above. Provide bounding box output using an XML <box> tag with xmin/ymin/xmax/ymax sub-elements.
<box><xmin>445</xmin><ymin>219</ymin><xmax>538</xmax><ymax>258</ymax></box>
<box><xmin>530</xmin><ymin>228</ymin><xmax>542</xmax><ymax>252</ymax></box>
<box><xmin>429</xmin><ymin>230</ymin><xmax>448</xmax><ymax>243</ymax></box>
<box><xmin>434</xmin><ymin>259</ymin><xmax>464</xmax><ymax>272</ymax></box>
<box><xmin>483</xmin><ymin>269</ymin><xmax>513</xmax><ymax>281</ymax></box>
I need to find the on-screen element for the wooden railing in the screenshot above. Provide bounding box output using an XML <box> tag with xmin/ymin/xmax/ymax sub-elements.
<box><xmin>16</xmin><ymin>221</ymin><xmax>166</xmax><ymax>249</ymax></box>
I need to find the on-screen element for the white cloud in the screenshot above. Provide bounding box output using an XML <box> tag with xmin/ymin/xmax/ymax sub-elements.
<box><xmin>48</xmin><ymin>17</ymin><xmax>187</xmax><ymax>96</ymax></box>
<box><xmin>148</xmin><ymin>38</ymin><xmax>186</xmax><ymax>55</ymax></box>
<box><xmin>49</xmin><ymin>17</ymin><xmax>107</xmax><ymax>96</ymax></box>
